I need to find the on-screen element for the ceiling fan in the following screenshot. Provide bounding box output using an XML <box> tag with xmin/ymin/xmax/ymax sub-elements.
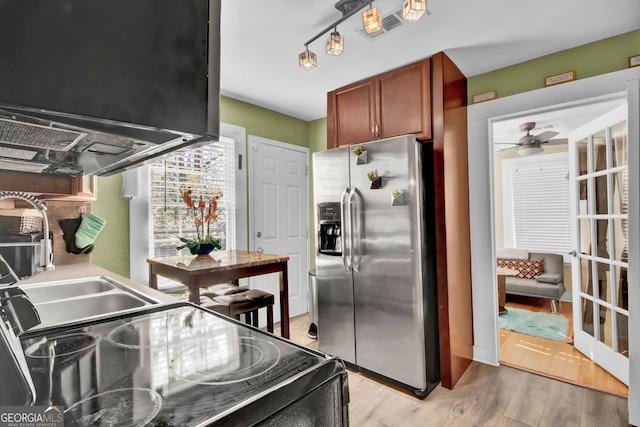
<box><xmin>496</xmin><ymin>122</ymin><xmax>562</xmax><ymax>156</ymax></box>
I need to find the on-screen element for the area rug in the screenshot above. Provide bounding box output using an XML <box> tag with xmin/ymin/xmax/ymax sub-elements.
<box><xmin>499</xmin><ymin>307</ymin><xmax>569</xmax><ymax>342</ymax></box>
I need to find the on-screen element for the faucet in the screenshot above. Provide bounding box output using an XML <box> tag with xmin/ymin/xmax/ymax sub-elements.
<box><xmin>0</xmin><ymin>191</ymin><xmax>54</xmax><ymax>272</ymax></box>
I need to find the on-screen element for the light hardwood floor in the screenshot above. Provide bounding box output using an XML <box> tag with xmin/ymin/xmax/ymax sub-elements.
<box><xmin>274</xmin><ymin>314</ymin><xmax>630</xmax><ymax>427</ymax></box>
<box><xmin>501</xmin><ymin>295</ymin><xmax>628</xmax><ymax>397</ymax></box>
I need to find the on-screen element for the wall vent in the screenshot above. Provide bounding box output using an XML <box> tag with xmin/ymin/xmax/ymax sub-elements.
<box><xmin>355</xmin><ymin>8</ymin><xmax>406</xmax><ymax>40</ymax></box>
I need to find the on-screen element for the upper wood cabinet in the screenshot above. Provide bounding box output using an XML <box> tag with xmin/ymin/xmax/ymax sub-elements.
<box><xmin>327</xmin><ymin>58</ymin><xmax>431</xmax><ymax>149</ymax></box>
<box><xmin>0</xmin><ymin>171</ymin><xmax>97</xmax><ymax>201</ymax></box>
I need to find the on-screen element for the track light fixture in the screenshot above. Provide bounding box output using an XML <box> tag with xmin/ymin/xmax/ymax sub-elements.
<box><xmin>298</xmin><ymin>47</ymin><xmax>317</xmax><ymax>70</ymax></box>
<box><xmin>298</xmin><ymin>0</ymin><xmax>429</xmax><ymax>70</ymax></box>
<box><xmin>402</xmin><ymin>0</ymin><xmax>427</xmax><ymax>21</ymax></box>
<box><xmin>362</xmin><ymin>1</ymin><xmax>382</xmax><ymax>34</ymax></box>
<box><xmin>326</xmin><ymin>27</ymin><xmax>344</xmax><ymax>56</ymax></box>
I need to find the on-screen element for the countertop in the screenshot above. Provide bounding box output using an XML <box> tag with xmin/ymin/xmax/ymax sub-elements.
<box><xmin>18</xmin><ymin>262</ymin><xmax>175</xmax><ymax>304</ymax></box>
<box><xmin>147</xmin><ymin>250</ymin><xmax>290</xmax><ymax>272</ymax></box>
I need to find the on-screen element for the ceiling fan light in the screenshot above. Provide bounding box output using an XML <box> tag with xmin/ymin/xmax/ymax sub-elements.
<box><xmin>402</xmin><ymin>0</ymin><xmax>427</xmax><ymax>20</ymax></box>
<box><xmin>362</xmin><ymin>6</ymin><xmax>382</xmax><ymax>34</ymax></box>
<box><xmin>298</xmin><ymin>48</ymin><xmax>317</xmax><ymax>70</ymax></box>
<box><xmin>326</xmin><ymin>31</ymin><xmax>344</xmax><ymax>56</ymax></box>
<box><xmin>517</xmin><ymin>145</ymin><xmax>543</xmax><ymax>156</ymax></box>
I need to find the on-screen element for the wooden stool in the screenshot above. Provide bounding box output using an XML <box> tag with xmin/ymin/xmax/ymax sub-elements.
<box><xmin>201</xmin><ymin>282</ymin><xmax>245</xmax><ymax>297</ymax></box>
<box><xmin>203</xmin><ymin>289</ymin><xmax>275</xmax><ymax>333</ymax></box>
<box><xmin>174</xmin><ymin>293</ymin><xmax>215</xmax><ymax>305</ymax></box>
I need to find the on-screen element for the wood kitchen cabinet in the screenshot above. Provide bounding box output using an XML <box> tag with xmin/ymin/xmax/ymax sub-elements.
<box><xmin>327</xmin><ymin>58</ymin><xmax>431</xmax><ymax>149</ymax></box>
<box><xmin>0</xmin><ymin>171</ymin><xmax>97</xmax><ymax>201</ymax></box>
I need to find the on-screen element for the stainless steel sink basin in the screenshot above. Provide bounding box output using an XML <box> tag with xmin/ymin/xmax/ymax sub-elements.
<box><xmin>19</xmin><ymin>276</ymin><xmax>162</xmax><ymax>329</ymax></box>
<box><xmin>34</xmin><ymin>293</ymin><xmax>152</xmax><ymax>328</ymax></box>
<box><xmin>21</xmin><ymin>278</ymin><xmax>114</xmax><ymax>304</ymax></box>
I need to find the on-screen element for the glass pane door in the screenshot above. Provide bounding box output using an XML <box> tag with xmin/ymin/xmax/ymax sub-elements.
<box><xmin>569</xmin><ymin>104</ymin><xmax>629</xmax><ymax>385</ymax></box>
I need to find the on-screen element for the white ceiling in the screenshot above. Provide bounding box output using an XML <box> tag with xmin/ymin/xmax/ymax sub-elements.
<box><xmin>220</xmin><ymin>0</ymin><xmax>640</xmax><ymax>122</ymax></box>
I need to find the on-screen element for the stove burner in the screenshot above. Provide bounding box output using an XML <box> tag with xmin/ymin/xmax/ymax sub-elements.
<box><xmin>64</xmin><ymin>387</ymin><xmax>162</xmax><ymax>427</ymax></box>
<box><xmin>24</xmin><ymin>333</ymin><xmax>101</xmax><ymax>359</ymax></box>
<box><xmin>170</xmin><ymin>336</ymin><xmax>281</xmax><ymax>385</ymax></box>
<box><xmin>106</xmin><ymin>309</ymin><xmax>222</xmax><ymax>350</ymax></box>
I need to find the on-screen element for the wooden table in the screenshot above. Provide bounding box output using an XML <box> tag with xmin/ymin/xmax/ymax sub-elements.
<box><xmin>496</xmin><ymin>267</ymin><xmax>519</xmax><ymax>315</ymax></box>
<box><xmin>147</xmin><ymin>250</ymin><xmax>291</xmax><ymax>338</ymax></box>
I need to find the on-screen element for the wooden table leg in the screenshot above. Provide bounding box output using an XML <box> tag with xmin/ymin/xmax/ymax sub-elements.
<box><xmin>149</xmin><ymin>265</ymin><xmax>158</xmax><ymax>290</ymax></box>
<box><xmin>279</xmin><ymin>261</ymin><xmax>290</xmax><ymax>338</ymax></box>
<box><xmin>189</xmin><ymin>285</ymin><xmax>201</xmax><ymax>305</ymax></box>
<box><xmin>497</xmin><ymin>275</ymin><xmax>507</xmax><ymax>315</ymax></box>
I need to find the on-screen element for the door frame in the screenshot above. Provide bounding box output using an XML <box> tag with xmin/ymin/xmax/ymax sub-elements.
<box><xmin>247</xmin><ymin>135</ymin><xmax>310</xmax><ymax>300</ymax></box>
<box><xmin>467</xmin><ymin>67</ymin><xmax>640</xmax><ymax>420</ymax></box>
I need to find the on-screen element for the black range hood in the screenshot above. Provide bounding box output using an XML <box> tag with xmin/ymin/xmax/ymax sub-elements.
<box><xmin>0</xmin><ymin>0</ymin><xmax>220</xmax><ymax>176</ymax></box>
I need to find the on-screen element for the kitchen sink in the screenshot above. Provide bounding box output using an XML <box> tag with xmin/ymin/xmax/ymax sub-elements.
<box><xmin>33</xmin><ymin>293</ymin><xmax>152</xmax><ymax>328</ymax></box>
<box><xmin>21</xmin><ymin>278</ymin><xmax>114</xmax><ymax>304</ymax></box>
<box><xmin>19</xmin><ymin>276</ymin><xmax>162</xmax><ymax>329</ymax></box>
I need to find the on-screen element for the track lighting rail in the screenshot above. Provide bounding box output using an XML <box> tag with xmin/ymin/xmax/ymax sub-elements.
<box><xmin>303</xmin><ymin>0</ymin><xmax>374</xmax><ymax>48</ymax></box>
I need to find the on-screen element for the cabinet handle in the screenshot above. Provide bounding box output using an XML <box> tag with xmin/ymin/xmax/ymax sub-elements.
<box><xmin>375</xmin><ymin>124</ymin><xmax>380</xmax><ymax>138</ymax></box>
<box><xmin>371</xmin><ymin>125</ymin><xmax>375</xmax><ymax>138</ymax></box>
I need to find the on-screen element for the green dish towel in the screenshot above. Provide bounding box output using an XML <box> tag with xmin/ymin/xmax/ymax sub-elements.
<box><xmin>75</xmin><ymin>213</ymin><xmax>107</xmax><ymax>249</ymax></box>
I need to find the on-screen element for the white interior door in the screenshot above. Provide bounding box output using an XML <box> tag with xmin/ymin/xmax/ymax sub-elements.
<box><xmin>249</xmin><ymin>136</ymin><xmax>309</xmax><ymax>326</ymax></box>
<box><xmin>568</xmin><ymin>104</ymin><xmax>629</xmax><ymax>385</ymax></box>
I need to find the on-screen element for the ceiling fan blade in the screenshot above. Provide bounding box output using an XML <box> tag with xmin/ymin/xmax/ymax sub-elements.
<box><xmin>534</xmin><ymin>130</ymin><xmax>560</xmax><ymax>142</ymax></box>
<box><xmin>544</xmin><ymin>138</ymin><xmax>568</xmax><ymax>146</ymax></box>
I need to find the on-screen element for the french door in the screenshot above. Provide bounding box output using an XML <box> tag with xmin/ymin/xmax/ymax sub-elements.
<box><xmin>568</xmin><ymin>104</ymin><xmax>629</xmax><ymax>385</ymax></box>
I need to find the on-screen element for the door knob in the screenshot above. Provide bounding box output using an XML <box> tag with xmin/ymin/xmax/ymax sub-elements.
<box><xmin>569</xmin><ymin>250</ymin><xmax>577</xmax><ymax>257</ymax></box>
<box><xmin>256</xmin><ymin>231</ymin><xmax>262</xmax><ymax>238</ymax></box>
<box><xmin>257</xmin><ymin>247</ymin><xmax>264</xmax><ymax>253</ymax></box>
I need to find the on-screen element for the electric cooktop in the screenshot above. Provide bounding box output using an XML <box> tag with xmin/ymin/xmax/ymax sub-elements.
<box><xmin>19</xmin><ymin>303</ymin><xmax>347</xmax><ymax>426</ymax></box>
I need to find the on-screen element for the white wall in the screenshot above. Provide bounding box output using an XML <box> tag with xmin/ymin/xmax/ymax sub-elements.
<box><xmin>467</xmin><ymin>67</ymin><xmax>640</xmax><ymax>373</ymax></box>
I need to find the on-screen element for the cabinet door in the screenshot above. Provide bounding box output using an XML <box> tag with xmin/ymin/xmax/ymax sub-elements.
<box><xmin>327</xmin><ymin>79</ymin><xmax>377</xmax><ymax>149</ymax></box>
<box><xmin>0</xmin><ymin>171</ymin><xmax>75</xmax><ymax>195</ymax></box>
<box><xmin>378</xmin><ymin>59</ymin><xmax>431</xmax><ymax>141</ymax></box>
<box><xmin>0</xmin><ymin>171</ymin><xmax>97</xmax><ymax>201</ymax></box>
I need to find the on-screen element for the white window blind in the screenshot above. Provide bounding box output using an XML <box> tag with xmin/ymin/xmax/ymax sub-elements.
<box><xmin>502</xmin><ymin>152</ymin><xmax>571</xmax><ymax>261</ymax></box>
<box><xmin>148</xmin><ymin>139</ymin><xmax>236</xmax><ymax>285</ymax></box>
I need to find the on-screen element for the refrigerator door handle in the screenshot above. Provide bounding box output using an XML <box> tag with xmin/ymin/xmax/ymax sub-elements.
<box><xmin>348</xmin><ymin>188</ymin><xmax>359</xmax><ymax>273</ymax></box>
<box><xmin>340</xmin><ymin>188</ymin><xmax>352</xmax><ymax>272</ymax></box>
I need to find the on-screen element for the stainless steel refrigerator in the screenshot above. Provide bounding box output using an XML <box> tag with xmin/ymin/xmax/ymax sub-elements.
<box><xmin>313</xmin><ymin>134</ymin><xmax>439</xmax><ymax>397</ymax></box>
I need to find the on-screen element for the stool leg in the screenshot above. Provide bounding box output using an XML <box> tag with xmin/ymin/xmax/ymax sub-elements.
<box><xmin>266</xmin><ymin>305</ymin><xmax>274</xmax><ymax>333</ymax></box>
<box><xmin>251</xmin><ymin>310</ymin><xmax>259</xmax><ymax>327</ymax></box>
<box><xmin>243</xmin><ymin>313</ymin><xmax>251</xmax><ymax>325</ymax></box>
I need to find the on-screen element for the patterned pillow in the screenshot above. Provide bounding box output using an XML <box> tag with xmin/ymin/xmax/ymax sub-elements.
<box><xmin>496</xmin><ymin>258</ymin><xmax>543</xmax><ymax>279</ymax></box>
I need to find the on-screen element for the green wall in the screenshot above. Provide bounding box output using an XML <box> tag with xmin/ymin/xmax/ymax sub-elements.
<box><xmin>468</xmin><ymin>29</ymin><xmax>640</xmax><ymax>104</ymax></box>
<box><xmin>93</xmin><ymin>96</ymin><xmax>312</xmax><ymax>277</ymax></box>
<box><xmin>91</xmin><ymin>174</ymin><xmax>129</xmax><ymax>277</ymax></box>
<box><xmin>220</xmin><ymin>96</ymin><xmax>308</xmax><ymax>148</ymax></box>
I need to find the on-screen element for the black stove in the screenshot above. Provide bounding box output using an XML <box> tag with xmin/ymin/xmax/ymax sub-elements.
<box><xmin>19</xmin><ymin>303</ymin><xmax>349</xmax><ymax>426</ymax></box>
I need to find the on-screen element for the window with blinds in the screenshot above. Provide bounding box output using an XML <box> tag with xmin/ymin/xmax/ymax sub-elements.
<box><xmin>148</xmin><ymin>138</ymin><xmax>236</xmax><ymax>261</ymax></box>
<box><xmin>502</xmin><ymin>152</ymin><xmax>571</xmax><ymax>261</ymax></box>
